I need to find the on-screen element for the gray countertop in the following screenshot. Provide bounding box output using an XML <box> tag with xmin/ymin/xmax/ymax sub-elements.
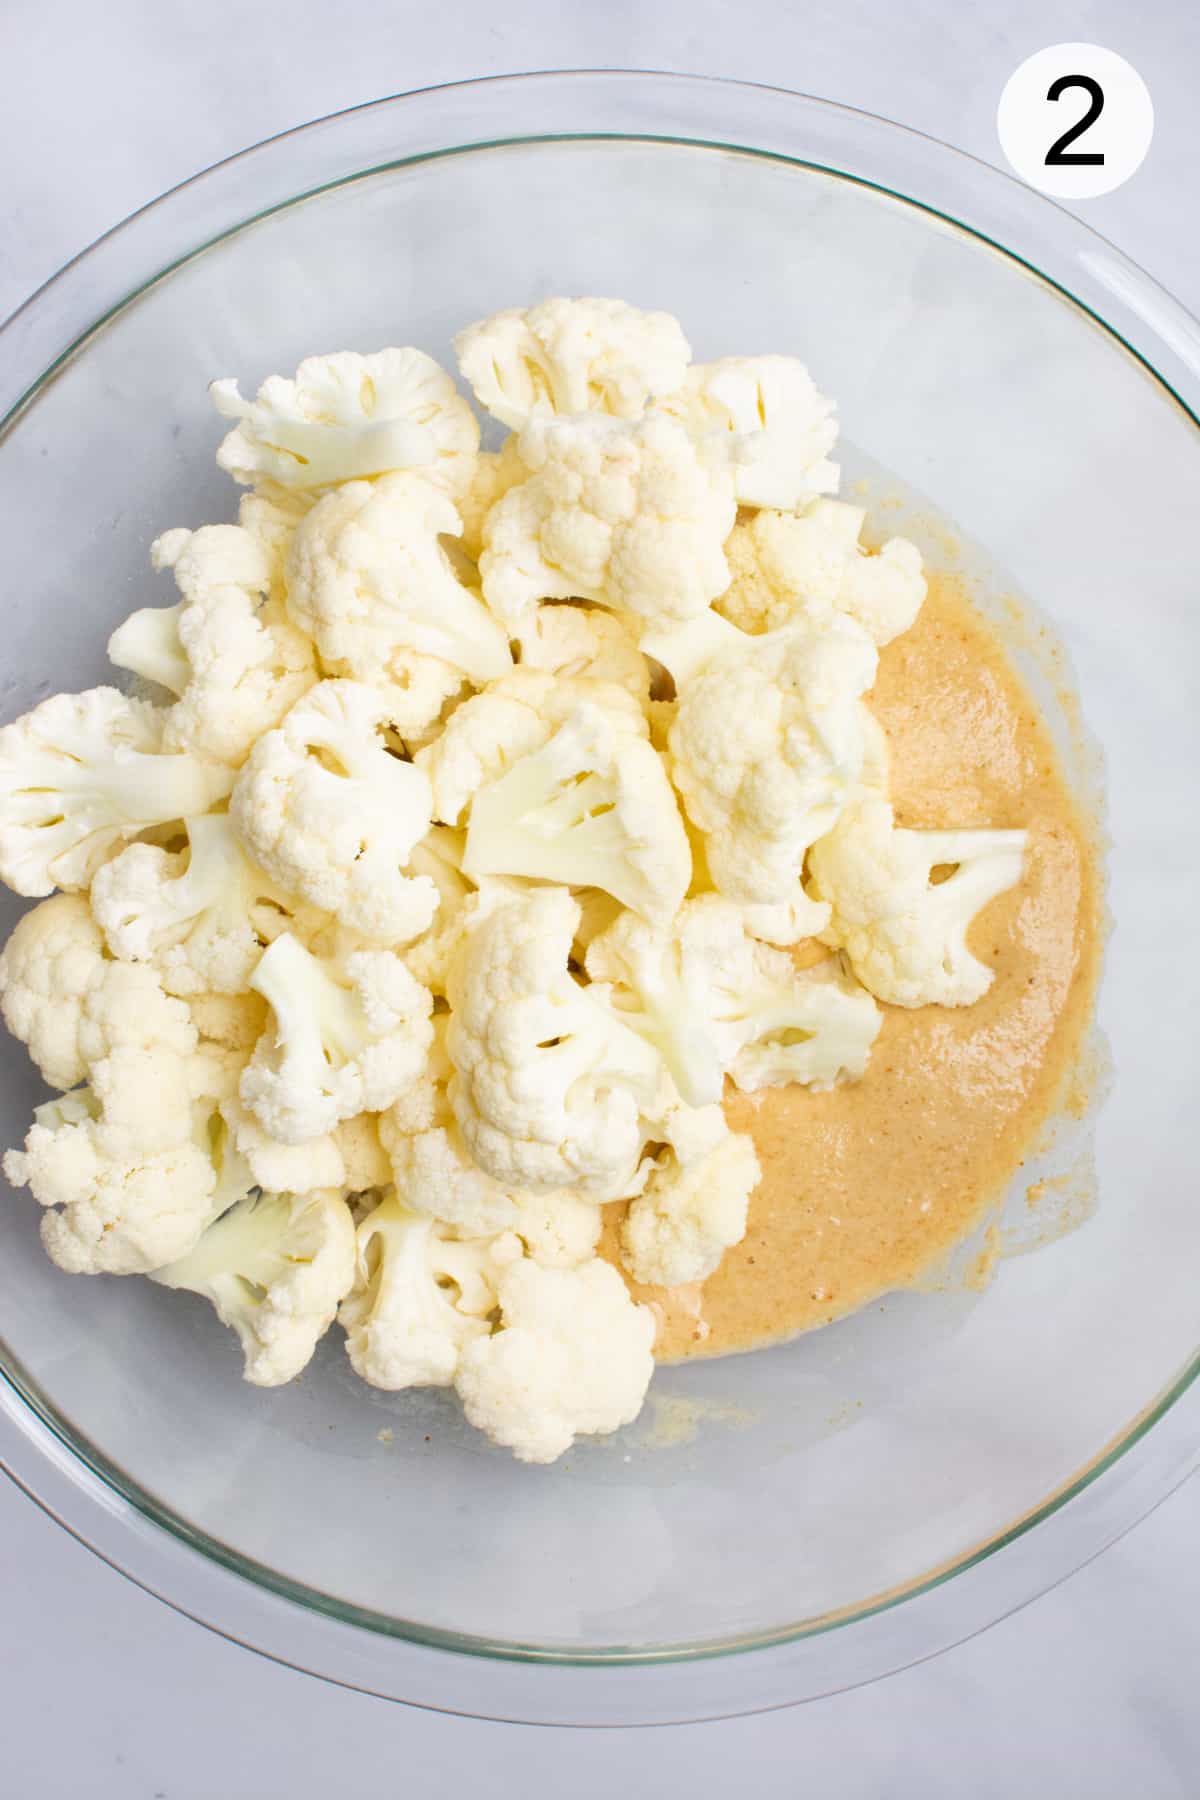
<box><xmin>1</xmin><ymin>1</ymin><xmax>1197</xmax><ymax>1791</ymax></box>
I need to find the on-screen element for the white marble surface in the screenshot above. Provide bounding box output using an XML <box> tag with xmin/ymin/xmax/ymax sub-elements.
<box><xmin>1</xmin><ymin>1</ymin><xmax>1197</xmax><ymax>1791</ymax></box>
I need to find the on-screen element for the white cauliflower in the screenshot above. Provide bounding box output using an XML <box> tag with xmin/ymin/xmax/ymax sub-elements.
<box><xmin>90</xmin><ymin>812</ymin><xmax>312</xmax><ymax>997</ymax></box>
<box><xmin>455</xmin><ymin>1257</ymin><xmax>656</xmax><ymax>1463</ymax></box>
<box><xmin>211</xmin><ymin>347</ymin><xmax>479</xmax><ymax>495</ymax></box>
<box><xmin>507</xmin><ymin>1190</ymin><xmax>602</xmax><ymax>1268</ymax></box>
<box><xmin>621</xmin><ymin>1103</ymin><xmax>760</xmax><ymax>1287</ymax></box>
<box><xmin>285</xmin><ymin>472</ymin><xmax>512</xmax><ymax>689</ymax></box>
<box><xmin>455</xmin><ymin>296</ymin><xmax>691</xmax><ymax>431</ymax></box>
<box><xmin>152</xmin><ymin>1188</ymin><xmax>357</xmax><ymax>1385</ymax></box>
<box><xmin>479</xmin><ymin>412</ymin><xmax>737</xmax><ymax>634</ymax></box>
<box><xmin>0</xmin><ymin>893</ymin><xmax>198</xmax><ymax>1090</ymax></box>
<box><xmin>463</xmin><ymin>702</ymin><xmax>691</xmax><ymax>925</ymax></box>
<box><xmin>339</xmin><ymin>1193</ymin><xmax>501</xmax><ymax>1389</ymax></box>
<box><xmin>3</xmin><ymin>1048</ymin><xmax>252</xmax><ymax>1274</ymax></box>
<box><xmin>808</xmin><ymin>797</ymin><xmax>1028</xmax><ymax>1007</ymax></box>
<box><xmin>401</xmin><ymin>828</ymin><xmax>473</xmax><ymax>995</ymax></box>
<box><xmin>718</xmin><ymin>499</ymin><xmax>926</xmax><ymax>646</ymax></box>
<box><xmin>415</xmin><ymin>668</ymin><xmax>646</xmax><ymax>826</ymax></box>
<box><xmin>332</xmin><ymin>1114</ymin><xmax>392</xmax><ymax>1193</ymax></box>
<box><xmin>382</xmin><ymin>1089</ymin><xmax>600</xmax><ymax>1253</ymax></box>
<box><xmin>144</xmin><ymin>525</ymin><xmax>319</xmax><ymax>766</ymax></box>
<box><xmin>219</xmin><ymin>1091</ymin><xmax>346</xmax><ymax>1193</ymax></box>
<box><xmin>669</xmin><ymin>615</ymin><xmax>878</xmax><ymax>925</ymax></box>
<box><xmin>238</xmin><ymin>482</ymin><xmax>315</xmax><ymax>597</ymax></box>
<box><xmin>659</xmin><ymin>355</ymin><xmax>838</xmax><ymax>511</ymax></box>
<box><xmin>446</xmin><ymin>888</ymin><xmax>666</xmax><ymax>1197</ymax></box>
<box><xmin>0</xmin><ymin>688</ymin><xmax>235</xmax><ymax>897</ymax></box>
<box><xmin>230</xmin><ymin>680</ymin><xmax>437</xmax><ymax>945</ymax></box>
<box><xmin>517</xmin><ymin>603</ymin><xmax>650</xmax><ymax>700</ymax></box>
<box><xmin>455</xmin><ymin>437</ymin><xmax>528</xmax><ymax>561</ymax></box>
<box><xmin>242</xmin><ymin>932</ymin><xmax>434</xmax><ymax>1143</ymax></box>
<box><xmin>187</xmin><ymin>990</ymin><xmax>269</xmax><ymax>1053</ymax></box>
<box><xmin>587</xmin><ymin>896</ymin><xmax>880</xmax><ymax>1105</ymax></box>
<box><xmin>107</xmin><ymin>602</ymin><xmax>190</xmax><ymax>696</ymax></box>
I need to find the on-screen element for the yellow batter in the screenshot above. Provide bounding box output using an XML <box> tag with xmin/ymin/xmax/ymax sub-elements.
<box><xmin>610</xmin><ymin>575</ymin><xmax>1102</xmax><ymax>1362</ymax></box>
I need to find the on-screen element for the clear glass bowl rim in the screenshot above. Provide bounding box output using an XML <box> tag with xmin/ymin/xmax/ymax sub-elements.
<box><xmin>0</xmin><ymin>69</ymin><xmax>1197</xmax><ymax>1724</ymax></box>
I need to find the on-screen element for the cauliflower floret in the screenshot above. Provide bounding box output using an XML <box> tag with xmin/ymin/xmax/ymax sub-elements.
<box><xmin>659</xmin><ymin>355</ymin><xmax>839</xmax><ymax>511</ymax></box>
<box><xmin>107</xmin><ymin>602</ymin><xmax>190</xmax><ymax>697</ymax></box>
<box><xmin>517</xmin><ymin>603</ymin><xmax>651</xmax><ymax>701</ymax></box>
<box><xmin>381</xmin><ymin>1086</ymin><xmax>600</xmax><ymax>1253</ymax></box>
<box><xmin>455</xmin><ymin>1257</ymin><xmax>656</xmax><ymax>1463</ymax></box>
<box><xmin>211</xmin><ymin>347</ymin><xmax>479</xmax><ymax>495</ymax></box>
<box><xmin>446</xmin><ymin>888</ymin><xmax>666</xmax><ymax>1197</ymax></box>
<box><xmin>717</xmin><ymin>500</ymin><xmax>926</xmax><ymax>646</ymax></box>
<box><xmin>339</xmin><ymin>1193</ymin><xmax>501</xmax><ymax>1389</ymax></box>
<box><xmin>455</xmin><ymin>437</ymin><xmax>528</xmax><ymax>561</ymax></box>
<box><xmin>402</xmin><ymin>828</ymin><xmax>472</xmax><ymax>995</ymax></box>
<box><xmin>3</xmin><ymin>1049</ymin><xmax>252</xmax><ymax>1274</ymax></box>
<box><xmin>668</xmin><ymin>615</ymin><xmax>878</xmax><ymax>927</ymax></box>
<box><xmin>587</xmin><ymin>896</ymin><xmax>880</xmax><ymax>1105</ymax></box>
<box><xmin>463</xmin><ymin>702</ymin><xmax>691</xmax><ymax>925</ymax></box>
<box><xmin>332</xmin><ymin>1113</ymin><xmax>392</xmax><ymax>1193</ymax></box>
<box><xmin>187</xmin><ymin>990</ymin><xmax>269</xmax><ymax>1052</ymax></box>
<box><xmin>0</xmin><ymin>688</ymin><xmax>235</xmax><ymax>897</ymax></box>
<box><xmin>285</xmin><ymin>473</ymin><xmax>513</xmax><ymax>690</ymax></box>
<box><xmin>479</xmin><ymin>412</ymin><xmax>736</xmax><ymax>634</ymax></box>
<box><xmin>0</xmin><ymin>893</ymin><xmax>198</xmax><ymax>1090</ymax></box>
<box><xmin>219</xmin><ymin>1090</ymin><xmax>346</xmax><ymax>1193</ymax></box>
<box><xmin>808</xmin><ymin>797</ymin><xmax>1028</xmax><ymax>1007</ymax></box>
<box><xmin>621</xmin><ymin>1103</ymin><xmax>760</xmax><ymax>1287</ymax></box>
<box><xmin>135</xmin><ymin>525</ymin><xmax>320</xmax><ymax>767</ymax></box>
<box><xmin>230</xmin><ymin>680</ymin><xmax>437</xmax><ymax>945</ymax></box>
<box><xmin>238</xmin><ymin>482</ymin><xmax>315</xmax><ymax>598</ymax></box>
<box><xmin>152</xmin><ymin>1188</ymin><xmax>357</xmax><ymax>1386</ymax></box>
<box><xmin>455</xmin><ymin>297</ymin><xmax>691</xmax><ymax>431</ymax></box>
<box><xmin>415</xmin><ymin>668</ymin><xmax>646</xmax><ymax>826</ymax></box>
<box><xmin>242</xmin><ymin>932</ymin><xmax>434</xmax><ymax>1144</ymax></box>
<box><xmin>90</xmin><ymin>812</ymin><xmax>314</xmax><ymax>997</ymax></box>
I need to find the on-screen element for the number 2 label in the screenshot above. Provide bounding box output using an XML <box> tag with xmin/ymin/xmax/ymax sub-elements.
<box><xmin>997</xmin><ymin>44</ymin><xmax>1153</xmax><ymax>199</ymax></box>
<box><xmin>1044</xmin><ymin>75</ymin><xmax>1105</xmax><ymax>167</ymax></box>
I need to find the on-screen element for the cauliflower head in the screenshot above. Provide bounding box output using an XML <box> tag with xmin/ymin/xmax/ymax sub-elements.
<box><xmin>446</xmin><ymin>887</ymin><xmax>666</xmax><ymax>1197</ymax></box>
<box><xmin>517</xmin><ymin>602</ymin><xmax>650</xmax><ymax>701</ymax></box>
<box><xmin>479</xmin><ymin>412</ymin><xmax>737</xmax><ymax>633</ymax></box>
<box><xmin>668</xmin><ymin>614</ymin><xmax>878</xmax><ymax>922</ymax></box>
<box><xmin>211</xmin><ymin>347</ymin><xmax>479</xmax><ymax>494</ymax></box>
<box><xmin>0</xmin><ymin>893</ymin><xmax>198</xmax><ymax>1089</ymax></box>
<box><xmin>91</xmin><ymin>812</ymin><xmax>314</xmax><ymax>997</ymax></box>
<box><xmin>621</xmin><ymin>1103</ymin><xmax>760</xmax><ymax>1288</ymax></box>
<box><xmin>285</xmin><ymin>472</ymin><xmax>512</xmax><ymax>689</ymax></box>
<box><xmin>463</xmin><ymin>700</ymin><xmax>691</xmax><ymax>924</ymax></box>
<box><xmin>0</xmin><ymin>688</ymin><xmax>235</xmax><ymax>897</ymax></box>
<box><xmin>152</xmin><ymin>1187</ymin><xmax>357</xmax><ymax>1385</ymax></box>
<box><xmin>587</xmin><ymin>895</ymin><xmax>880</xmax><ymax>1105</ymax></box>
<box><xmin>142</xmin><ymin>525</ymin><xmax>320</xmax><ymax>766</ymax></box>
<box><xmin>455</xmin><ymin>1257</ymin><xmax>656</xmax><ymax>1463</ymax></box>
<box><xmin>808</xmin><ymin>797</ymin><xmax>1028</xmax><ymax>1007</ymax></box>
<box><xmin>455</xmin><ymin>296</ymin><xmax>691</xmax><ymax>431</ymax></box>
<box><xmin>339</xmin><ymin>1193</ymin><xmax>501</xmax><ymax>1389</ymax></box>
<box><xmin>718</xmin><ymin>499</ymin><xmax>926</xmax><ymax>646</ymax></box>
<box><xmin>3</xmin><ymin>1049</ymin><xmax>252</xmax><ymax>1274</ymax></box>
<box><xmin>242</xmin><ymin>932</ymin><xmax>434</xmax><ymax>1143</ymax></box>
<box><xmin>231</xmin><ymin>679</ymin><xmax>437</xmax><ymax>945</ymax></box>
<box><xmin>658</xmin><ymin>354</ymin><xmax>839</xmax><ymax>511</ymax></box>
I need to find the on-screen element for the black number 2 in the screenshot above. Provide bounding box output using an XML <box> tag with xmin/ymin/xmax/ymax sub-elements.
<box><xmin>1045</xmin><ymin>74</ymin><xmax>1105</xmax><ymax>165</ymax></box>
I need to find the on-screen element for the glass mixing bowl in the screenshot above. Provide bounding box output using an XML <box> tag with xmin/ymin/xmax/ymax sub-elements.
<box><xmin>1</xmin><ymin>72</ymin><xmax>1197</xmax><ymax>1726</ymax></box>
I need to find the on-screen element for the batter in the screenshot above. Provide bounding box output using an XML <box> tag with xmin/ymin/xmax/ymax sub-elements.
<box><xmin>611</xmin><ymin>574</ymin><xmax>1102</xmax><ymax>1361</ymax></box>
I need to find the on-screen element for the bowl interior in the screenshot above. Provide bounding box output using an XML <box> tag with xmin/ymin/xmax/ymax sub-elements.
<box><xmin>1</xmin><ymin>134</ymin><xmax>1197</xmax><ymax>1659</ymax></box>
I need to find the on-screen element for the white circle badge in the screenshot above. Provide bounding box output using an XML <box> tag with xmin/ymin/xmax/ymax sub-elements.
<box><xmin>997</xmin><ymin>43</ymin><xmax>1154</xmax><ymax>199</ymax></box>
